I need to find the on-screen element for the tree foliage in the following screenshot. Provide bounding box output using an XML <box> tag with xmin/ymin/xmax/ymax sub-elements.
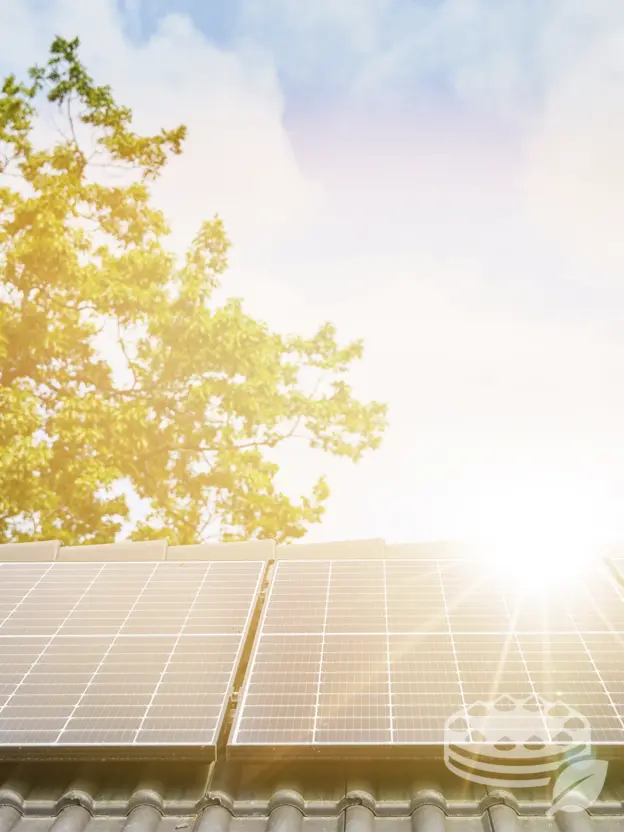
<box><xmin>0</xmin><ymin>37</ymin><xmax>387</xmax><ymax>545</ymax></box>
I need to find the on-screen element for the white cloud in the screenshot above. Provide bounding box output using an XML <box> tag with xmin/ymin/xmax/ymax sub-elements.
<box><xmin>0</xmin><ymin>0</ymin><xmax>322</xmax><ymax>257</ymax></box>
<box><xmin>522</xmin><ymin>4</ymin><xmax>624</xmax><ymax>285</ymax></box>
<box><xmin>236</xmin><ymin>0</ymin><xmax>624</xmax><ymax>287</ymax></box>
<box><xmin>4</xmin><ymin>0</ymin><xmax>624</xmax><ymax>546</ymax></box>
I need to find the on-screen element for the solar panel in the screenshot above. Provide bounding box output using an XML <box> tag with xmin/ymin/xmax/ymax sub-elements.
<box><xmin>229</xmin><ymin>558</ymin><xmax>624</xmax><ymax>758</ymax></box>
<box><xmin>0</xmin><ymin>560</ymin><xmax>264</xmax><ymax>757</ymax></box>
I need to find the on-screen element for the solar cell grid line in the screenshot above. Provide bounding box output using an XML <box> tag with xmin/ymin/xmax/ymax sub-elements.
<box><xmin>58</xmin><ymin>563</ymin><xmax>163</xmax><ymax>636</ymax></box>
<box><xmin>55</xmin><ymin>561</ymin><xmax>255</xmax><ymax>745</ymax></box>
<box><xmin>0</xmin><ymin>559</ymin><xmax>264</xmax><ymax>753</ymax></box>
<box><xmin>132</xmin><ymin>563</ymin><xmax>213</xmax><ymax>741</ymax></box>
<box><xmin>572</xmin><ymin>625</ymin><xmax>624</xmax><ymax>738</ymax></box>
<box><xmin>385</xmin><ymin>560</ymin><xmax>449</xmax><ymax>633</ymax></box>
<box><xmin>314</xmin><ymin>562</ymin><xmax>392</xmax><ymax>742</ymax></box>
<box><xmin>325</xmin><ymin>561</ymin><xmax>386</xmax><ymax>634</ymax></box>
<box><xmin>231</xmin><ymin>560</ymin><xmax>329</xmax><ymax>746</ymax></box>
<box><xmin>436</xmin><ymin>560</ymin><xmax>472</xmax><ymax>741</ymax></box>
<box><xmin>0</xmin><ymin>564</ymin><xmax>48</xmax><ymax>625</ymax></box>
<box><xmin>500</xmin><ymin>592</ymin><xmax>552</xmax><ymax>742</ymax></box>
<box><xmin>569</xmin><ymin>567</ymin><xmax>624</xmax><ymax>632</ymax></box>
<box><xmin>382</xmin><ymin>562</ymin><xmax>393</xmax><ymax>742</ymax></box>
<box><xmin>131</xmin><ymin>561</ymin><xmax>265</xmax><ymax>744</ymax></box>
<box><xmin>315</xmin><ymin>634</ymin><xmax>390</xmax><ymax>743</ymax></box>
<box><xmin>230</xmin><ymin>557</ymin><xmax>624</xmax><ymax>757</ymax></box>
<box><xmin>132</xmin><ymin>561</ymin><xmax>263</xmax><ymax>747</ymax></box>
<box><xmin>54</xmin><ymin>561</ymin><xmax>161</xmax><ymax>743</ymax></box>
<box><xmin>440</xmin><ymin>562</ymin><xmax>512</xmax><ymax>633</ymax></box>
<box><xmin>0</xmin><ymin>563</ymin><xmax>56</xmax><ymax>630</ymax></box>
<box><xmin>58</xmin><ymin>636</ymin><xmax>176</xmax><ymax>745</ymax></box>
<box><xmin>135</xmin><ymin>635</ymin><xmax>241</xmax><ymax>744</ymax></box>
<box><xmin>517</xmin><ymin>633</ymin><xmax>623</xmax><ymax>743</ymax></box>
<box><xmin>453</xmin><ymin>634</ymin><xmax>536</xmax><ymax>702</ymax></box>
<box><xmin>1</xmin><ymin>564</ymin><xmax>105</xmax><ymax>636</ymax></box>
<box><xmin>183</xmin><ymin>561</ymin><xmax>264</xmax><ymax>635</ymax></box>
<box><xmin>389</xmin><ymin>633</ymin><xmax>462</xmax><ymax>743</ymax></box>
<box><xmin>503</xmin><ymin>585</ymin><xmax>576</xmax><ymax>634</ymax></box>
<box><xmin>312</xmin><ymin>560</ymin><xmax>332</xmax><ymax>741</ymax></box>
<box><xmin>120</xmin><ymin>562</ymin><xmax>212</xmax><ymax>635</ymax></box>
<box><xmin>231</xmin><ymin>559</ymin><xmax>473</xmax><ymax>754</ymax></box>
<box><xmin>234</xmin><ymin>634</ymin><xmax>321</xmax><ymax>745</ymax></box>
<box><xmin>582</xmin><ymin>632</ymin><xmax>624</xmax><ymax>733</ymax></box>
<box><xmin>262</xmin><ymin>561</ymin><xmax>330</xmax><ymax>634</ymax></box>
<box><xmin>0</xmin><ymin>564</ymin><xmax>108</xmax><ymax>733</ymax></box>
<box><xmin>0</xmin><ymin>637</ymin><xmax>49</xmax><ymax>707</ymax></box>
<box><xmin>0</xmin><ymin>637</ymin><xmax>114</xmax><ymax>743</ymax></box>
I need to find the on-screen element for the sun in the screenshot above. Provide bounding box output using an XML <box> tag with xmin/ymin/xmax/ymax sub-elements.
<box><xmin>459</xmin><ymin>464</ymin><xmax>616</xmax><ymax>590</ymax></box>
<box><xmin>470</xmin><ymin>498</ymin><xmax>601</xmax><ymax>593</ymax></box>
<box><xmin>477</xmin><ymin>534</ymin><xmax>598</xmax><ymax>594</ymax></box>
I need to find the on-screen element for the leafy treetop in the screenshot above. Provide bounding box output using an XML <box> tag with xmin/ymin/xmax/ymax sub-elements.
<box><xmin>0</xmin><ymin>36</ymin><xmax>387</xmax><ymax>545</ymax></box>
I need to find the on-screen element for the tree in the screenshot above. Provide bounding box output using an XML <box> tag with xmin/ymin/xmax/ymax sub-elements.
<box><xmin>0</xmin><ymin>37</ymin><xmax>387</xmax><ymax>546</ymax></box>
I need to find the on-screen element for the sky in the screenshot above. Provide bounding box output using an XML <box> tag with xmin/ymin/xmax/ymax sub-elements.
<box><xmin>2</xmin><ymin>0</ymin><xmax>624</xmax><ymax>548</ymax></box>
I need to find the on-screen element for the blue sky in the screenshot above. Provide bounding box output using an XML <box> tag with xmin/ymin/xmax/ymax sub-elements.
<box><xmin>118</xmin><ymin>0</ymin><xmax>549</xmax><ymax>117</ymax></box>
<box><xmin>3</xmin><ymin>0</ymin><xmax>624</xmax><ymax>554</ymax></box>
<box><xmin>120</xmin><ymin>0</ymin><xmax>239</xmax><ymax>48</ymax></box>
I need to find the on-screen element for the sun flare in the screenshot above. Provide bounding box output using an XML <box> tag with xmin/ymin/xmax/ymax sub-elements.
<box><xmin>471</xmin><ymin>497</ymin><xmax>602</xmax><ymax>593</ymax></box>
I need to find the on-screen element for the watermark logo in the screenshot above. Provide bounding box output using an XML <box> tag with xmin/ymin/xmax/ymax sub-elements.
<box><xmin>444</xmin><ymin>695</ymin><xmax>608</xmax><ymax>813</ymax></box>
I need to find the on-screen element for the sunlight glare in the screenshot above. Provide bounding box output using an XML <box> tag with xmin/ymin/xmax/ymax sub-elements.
<box><xmin>472</xmin><ymin>497</ymin><xmax>600</xmax><ymax>593</ymax></box>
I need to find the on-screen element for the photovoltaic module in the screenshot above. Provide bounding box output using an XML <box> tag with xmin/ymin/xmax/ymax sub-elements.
<box><xmin>229</xmin><ymin>559</ymin><xmax>624</xmax><ymax>757</ymax></box>
<box><xmin>0</xmin><ymin>560</ymin><xmax>264</xmax><ymax>757</ymax></box>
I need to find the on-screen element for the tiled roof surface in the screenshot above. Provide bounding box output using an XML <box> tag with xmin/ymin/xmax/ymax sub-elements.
<box><xmin>1</xmin><ymin>758</ymin><xmax>624</xmax><ymax>832</ymax></box>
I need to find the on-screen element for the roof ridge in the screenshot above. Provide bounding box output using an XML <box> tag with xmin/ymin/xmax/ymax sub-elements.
<box><xmin>0</xmin><ymin>538</ymin><xmax>487</xmax><ymax>562</ymax></box>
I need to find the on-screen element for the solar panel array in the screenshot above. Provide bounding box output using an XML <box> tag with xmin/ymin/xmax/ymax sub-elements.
<box><xmin>0</xmin><ymin>560</ymin><xmax>263</xmax><ymax>754</ymax></box>
<box><xmin>4</xmin><ymin>550</ymin><xmax>624</xmax><ymax>760</ymax></box>
<box><xmin>229</xmin><ymin>559</ymin><xmax>624</xmax><ymax>756</ymax></box>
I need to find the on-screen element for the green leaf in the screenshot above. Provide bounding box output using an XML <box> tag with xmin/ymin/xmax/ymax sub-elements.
<box><xmin>0</xmin><ymin>37</ymin><xmax>387</xmax><ymax>546</ymax></box>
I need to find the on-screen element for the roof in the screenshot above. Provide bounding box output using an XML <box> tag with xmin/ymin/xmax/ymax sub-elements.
<box><xmin>2</xmin><ymin>539</ymin><xmax>624</xmax><ymax>830</ymax></box>
<box><xmin>2</xmin><ymin>757</ymin><xmax>624</xmax><ymax>832</ymax></box>
<box><xmin>0</xmin><ymin>538</ymin><xmax>472</xmax><ymax>562</ymax></box>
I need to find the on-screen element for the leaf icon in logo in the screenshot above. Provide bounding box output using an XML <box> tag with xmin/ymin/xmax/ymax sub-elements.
<box><xmin>548</xmin><ymin>759</ymin><xmax>608</xmax><ymax>814</ymax></box>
